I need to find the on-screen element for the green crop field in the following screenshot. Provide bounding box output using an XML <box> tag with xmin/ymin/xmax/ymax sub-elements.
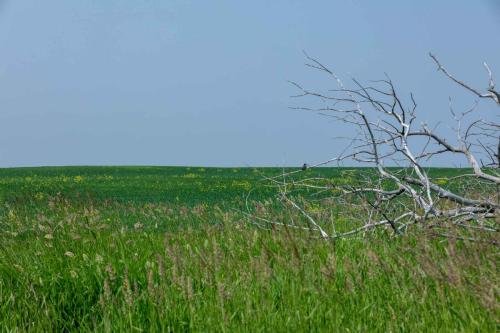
<box><xmin>0</xmin><ymin>166</ymin><xmax>497</xmax><ymax>331</ymax></box>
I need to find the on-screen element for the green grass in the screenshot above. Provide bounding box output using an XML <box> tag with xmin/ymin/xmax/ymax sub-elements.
<box><xmin>0</xmin><ymin>166</ymin><xmax>497</xmax><ymax>331</ymax></box>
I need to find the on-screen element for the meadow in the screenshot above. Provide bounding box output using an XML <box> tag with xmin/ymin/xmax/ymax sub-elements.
<box><xmin>0</xmin><ymin>166</ymin><xmax>497</xmax><ymax>331</ymax></box>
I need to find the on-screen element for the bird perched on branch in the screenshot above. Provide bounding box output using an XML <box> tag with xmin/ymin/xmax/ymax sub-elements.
<box><xmin>301</xmin><ymin>163</ymin><xmax>308</xmax><ymax>171</ymax></box>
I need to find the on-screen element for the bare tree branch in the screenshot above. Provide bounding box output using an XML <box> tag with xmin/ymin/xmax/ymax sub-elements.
<box><xmin>429</xmin><ymin>53</ymin><xmax>500</xmax><ymax>104</ymax></box>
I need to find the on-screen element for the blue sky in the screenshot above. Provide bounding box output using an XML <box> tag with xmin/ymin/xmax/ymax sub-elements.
<box><xmin>0</xmin><ymin>1</ymin><xmax>498</xmax><ymax>167</ymax></box>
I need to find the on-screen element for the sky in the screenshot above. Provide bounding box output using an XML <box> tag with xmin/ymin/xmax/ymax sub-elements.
<box><xmin>0</xmin><ymin>0</ymin><xmax>499</xmax><ymax>167</ymax></box>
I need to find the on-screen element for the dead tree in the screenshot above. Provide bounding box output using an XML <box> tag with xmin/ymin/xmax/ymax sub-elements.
<box><xmin>254</xmin><ymin>53</ymin><xmax>499</xmax><ymax>239</ymax></box>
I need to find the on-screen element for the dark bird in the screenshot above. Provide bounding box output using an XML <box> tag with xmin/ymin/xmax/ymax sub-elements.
<box><xmin>301</xmin><ymin>163</ymin><xmax>308</xmax><ymax>171</ymax></box>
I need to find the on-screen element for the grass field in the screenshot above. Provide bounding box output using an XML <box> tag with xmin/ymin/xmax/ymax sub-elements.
<box><xmin>0</xmin><ymin>166</ymin><xmax>497</xmax><ymax>331</ymax></box>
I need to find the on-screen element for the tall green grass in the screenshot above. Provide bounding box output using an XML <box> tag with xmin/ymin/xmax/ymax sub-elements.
<box><xmin>0</xmin><ymin>167</ymin><xmax>497</xmax><ymax>331</ymax></box>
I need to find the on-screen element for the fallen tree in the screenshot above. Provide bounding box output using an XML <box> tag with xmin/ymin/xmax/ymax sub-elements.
<box><xmin>249</xmin><ymin>53</ymin><xmax>499</xmax><ymax>239</ymax></box>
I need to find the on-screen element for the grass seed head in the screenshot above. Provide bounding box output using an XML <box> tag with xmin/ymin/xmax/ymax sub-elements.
<box><xmin>122</xmin><ymin>269</ymin><xmax>133</xmax><ymax>306</ymax></box>
<box><xmin>64</xmin><ymin>251</ymin><xmax>75</xmax><ymax>258</ymax></box>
